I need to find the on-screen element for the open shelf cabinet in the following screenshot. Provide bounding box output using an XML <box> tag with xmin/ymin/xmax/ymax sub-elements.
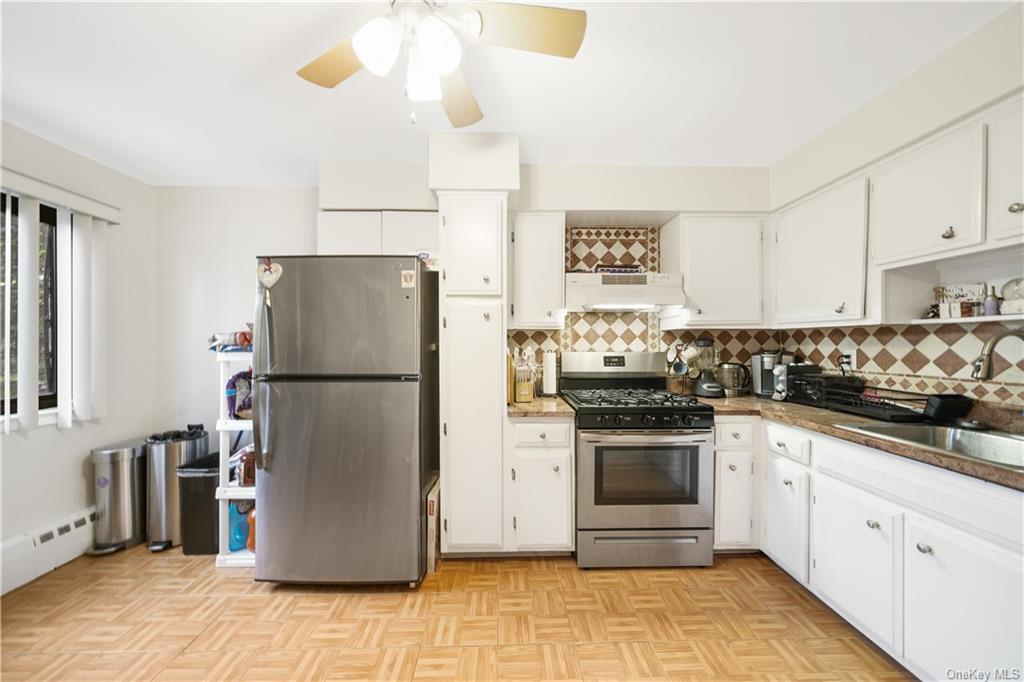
<box><xmin>215</xmin><ymin>351</ymin><xmax>255</xmax><ymax>568</ymax></box>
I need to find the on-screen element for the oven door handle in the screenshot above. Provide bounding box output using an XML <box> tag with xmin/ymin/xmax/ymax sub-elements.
<box><xmin>581</xmin><ymin>433</ymin><xmax>711</xmax><ymax>445</ymax></box>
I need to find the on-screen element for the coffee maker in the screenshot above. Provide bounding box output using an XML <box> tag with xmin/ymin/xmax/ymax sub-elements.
<box><xmin>751</xmin><ymin>350</ymin><xmax>793</xmax><ymax>397</ymax></box>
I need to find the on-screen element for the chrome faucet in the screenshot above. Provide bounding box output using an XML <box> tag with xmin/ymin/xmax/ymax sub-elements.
<box><xmin>971</xmin><ymin>329</ymin><xmax>1024</xmax><ymax>379</ymax></box>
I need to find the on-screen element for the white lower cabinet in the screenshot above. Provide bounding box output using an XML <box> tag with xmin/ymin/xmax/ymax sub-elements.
<box><xmin>757</xmin><ymin>422</ymin><xmax>1024</xmax><ymax>678</ymax></box>
<box><xmin>810</xmin><ymin>475</ymin><xmax>902</xmax><ymax>650</ymax></box>
<box><xmin>714</xmin><ymin>450</ymin><xmax>753</xmax><ymax>547</ymax></box>
<box><xmin>904</xmin><ymin>515</ymin><xmax>1024</xmax><ymax>681</ymax></box>
<box><xmin>761</xmin><ymin>452</ymin><xmax>809</xmax><ymax>583</ymax></box>
<box><xmin>441</xmin><ymin>298</ymin><xmax>504</xmax><ymax>552</ymax></box>
<box><xmin>508</xmin><ymin>419</ymin><xmax>574</xmax><ymax>551</ymax></box>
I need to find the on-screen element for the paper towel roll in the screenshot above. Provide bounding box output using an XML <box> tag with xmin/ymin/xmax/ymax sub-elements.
<box><xmin>542</xmin><ymin>351</ymin><xmax>558</xmax><ymax>395</ymax></box>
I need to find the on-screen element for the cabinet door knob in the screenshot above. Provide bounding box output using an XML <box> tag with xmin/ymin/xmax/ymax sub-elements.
<box><xmin>941</xmin><ymin>226</ymin><xmax>956</xmax><ymax>239</ymax></box>
<box><xmin>732</xmin><ymin>432</ymin><xmax>741</xmax><ymax>439</ymax></box>
<box><xmin>916</xmin><ymin>542</ymin><xmax>934</xmax><ymax>555</ymax></box>
<box><xmin>782</xmin><ymin>479</ymin><xmax>793</xmax><ymax>486</ymax></box>
<box><xmin>483</xmin><ymin>312</ymin><xmax>491</xmax><ymax>321</ymax></box>
<box><xmin>482</xmin><ymin>274</ymin><xmax>491</xmax><ymax>284</ymax></box>
<box><xmin>539</xmin><ymin>432</ymin><xmax>547</xmax><ymax>439</ymax></box>
<box><xmin>834</xmin><ymin>302</ymin><xmax>846</xmax><ymax>314</ymax></box>
<box><xmin>775</xmin><ymin>441</ymin><xmax>787</xmax><ymax>449</ymax></box>
<box><xmin>552</xmin><ymin>464</ymin><xmax>560</xmax><ymax>472</ymax></box>
<box><xmin>865</xmin><ymin>519</ymin><xmax>880</xmax><ymax>530</ymax></box>
<box><xmin>728</xmin><ymin>464</ymin><xmax>737</xmax><ymax>471</ymax></box>
<box><xmin>695</xmin><ymin>308</ymin><xmax>703</xmax><ymax>315</ymax></box>
<box><xmin>546</xmin><ymin>310</ymin><xmax>553</xmax><ymax>317</ymax></box>
<box><xmin>1009</xmin><ymin>202</ymin><xmax>1024</xmax><ymax>214</ymax></box>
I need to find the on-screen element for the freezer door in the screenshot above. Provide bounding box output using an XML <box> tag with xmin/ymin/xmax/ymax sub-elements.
<box><xmin>254</xmin><ymin>256</ymin><xmax>424</xmax><ymax>376</ymax></box>
<box><xmin>254</xmin><ymin>379</ymin><xmax>423</xmax><ymax>583</ymax></box>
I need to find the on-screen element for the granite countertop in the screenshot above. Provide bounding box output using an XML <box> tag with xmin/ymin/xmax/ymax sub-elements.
<box><xmin>698</xmin><ymin>395</ymin><xmax>1024</xmax><ymax>492</ymax></box>
<box><xmin>507</xmin><ymin>396</ymin><xmax>575</xmax><ymax>418</ymax></box>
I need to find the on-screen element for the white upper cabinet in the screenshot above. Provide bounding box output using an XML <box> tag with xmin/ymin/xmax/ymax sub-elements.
<box><xmin>316</xmin><ymin>211</ymin><xmax>382</xmax><ymax>255</ymax></box>
<box><xmin>774</xmin><ymin>178</ymin><xmax>868</xmax><ymax>324</ymax></box>
<box><xmin>662</xmin><ymin>216</ymin><xmax>762</xmax><ymax>328</ymax></box>
<box><xmin>869</xmin><ymin>124</ymin><xmax>986</xmax><ymax>264</ymax></box>
<box><xmin>986</xmin><ymin>100</ymin><xmax>1024</xmax><ymax>242</ymax></box>
<box><xmin>439</xmin><ymin>192</ymin><xmax>505</xmax><ymax>296</ymax></box>
<box><xmin>511</xmin><ymin>212</ymin><xmax>565</xmax><ymax>329</ymax></box>
<box><xmin>381</xmin><ymin>211</ymin><xmax>439</xmax><ymax>261</ymax></box>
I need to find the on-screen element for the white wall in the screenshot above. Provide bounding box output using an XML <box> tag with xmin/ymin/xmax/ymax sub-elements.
<box><xmin>321</xmin><ymin>161</ymin><xmax>771</xmax><ymax>213</ymax></box>
<box><xmin>154</xmin><ymin>187</ymin><xmax>317</xmax><ymax>430</ymax></box>
<box><xmin>1</xmin><ymin>122</ymin><xmax>159</xmax><ymax>539</ymax></box>
<box><xmin>770</xmin><ymin>4</ymin><xmax>1024</xmax><ymax>208</ymax></box>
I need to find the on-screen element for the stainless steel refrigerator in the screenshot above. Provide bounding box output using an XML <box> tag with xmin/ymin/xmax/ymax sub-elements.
<box><xmin>252</xmin><ymin>256</ymin><xmax>438</xmax><ymax>584</ymax></box>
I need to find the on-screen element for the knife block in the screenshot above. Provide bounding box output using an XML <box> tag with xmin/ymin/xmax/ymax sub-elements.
<box><xmin>515</xmin><ymin>380</ymin><xmax>535</xmax><ymax>403</ymax></box>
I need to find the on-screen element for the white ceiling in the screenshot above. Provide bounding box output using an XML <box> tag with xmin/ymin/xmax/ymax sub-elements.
<box><xmin>1</xmin><ymin>2</ymin><xmax>1010</xmax><ymax>186</ymax></box>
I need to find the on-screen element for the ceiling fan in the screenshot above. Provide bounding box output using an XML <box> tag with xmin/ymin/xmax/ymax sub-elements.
<box><xmin>296</xmin><ymin>1</ymin><xmax>587</xmax><ymax>128</ymax></box>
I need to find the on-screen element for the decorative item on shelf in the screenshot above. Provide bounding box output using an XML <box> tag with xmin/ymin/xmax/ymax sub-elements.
<box><xmin>983</xmin><ymin>286</ymin><xmax>1001</xmax><ymax>317</ymax></box>
<box><xmin>999</xmin><ymin>277</ymin><xmax>1024</xmax><ymax>315</ymax></box>
<box><xmin>229</xmin><ymin>500</ymin><xmax>251</xmax><ymax>552</ymax></box>
<box><xmin>225</xmin><ymin>369</ymin><xmax>253</xmax><ymax>420</ymax></box>
<box><xmin>208</xmin><ymin>326</ymin><xmax>253</xmax><ymax>353</ymax></box>
<box><xmin>933</xmin><ymin>282</ymin><xmax>987</xmax><ymax>319</ymax></box>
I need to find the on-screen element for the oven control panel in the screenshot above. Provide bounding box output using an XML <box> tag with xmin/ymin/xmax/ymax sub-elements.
<box><xmin>576</xmin><ymin>412</ymin><xmax>714</xmax><ymax>430</ymax></box>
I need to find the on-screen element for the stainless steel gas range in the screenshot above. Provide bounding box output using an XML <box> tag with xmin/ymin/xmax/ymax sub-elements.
<box><xmin>560</xmin><ymin>352</ymin><xmax>715</xmax><ymax>569</ymax></box>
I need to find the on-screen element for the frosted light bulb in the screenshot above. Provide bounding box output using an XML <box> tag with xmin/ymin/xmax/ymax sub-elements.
<box><xmin>406</xmin><ymin>46</ymin><xmax>442</xmax><ymax>102</ymax></box>
<box><xmin>415</xmin><ymin>14</ymin><xmax>462</xmax><ymax>75</ymax></box>
<box><xmin>352</xmin><ymin>17</ymin><xmax>403</xmax><ymax>76</ymax></box>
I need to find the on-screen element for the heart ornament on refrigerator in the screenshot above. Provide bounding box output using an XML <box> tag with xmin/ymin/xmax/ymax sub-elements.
<box><xmin>258</xmin><ymin>262</ymin><xmax>283</xmax><ymax>288</ymax></box>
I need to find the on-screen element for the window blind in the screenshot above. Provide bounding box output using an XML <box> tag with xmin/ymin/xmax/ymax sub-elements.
<box><xmin>1</xmin><ymin>179</ymin><xmax>117</xmax><ymax>430</ymax></box>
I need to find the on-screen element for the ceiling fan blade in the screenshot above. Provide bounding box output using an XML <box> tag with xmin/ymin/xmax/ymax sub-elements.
<box><xmin>469</xmin><ymin>2</ymin><xmax>587</xmax><ymax>58</ymax></box>
<box><xmin>441</xmin><ymin>69</ymin><xmax>484</xmax><ymax>128</ymax></box>
<box><xmin>297</xmin><ymin>35</ymin><xmax>362</xmax><ymax>88</ymax></box>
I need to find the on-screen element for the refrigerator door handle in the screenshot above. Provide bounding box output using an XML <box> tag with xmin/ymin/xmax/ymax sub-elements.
<box><xmin>253</xmin><ymin>380</ymin><xmax>273</xmax><ymax>471</ymax></box>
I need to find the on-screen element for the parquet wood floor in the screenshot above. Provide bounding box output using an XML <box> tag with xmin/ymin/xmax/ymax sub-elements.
<box><xmin>1</xmin><ymin>547</ymin><xmax>912</xmax><ymax>681</ymax></box>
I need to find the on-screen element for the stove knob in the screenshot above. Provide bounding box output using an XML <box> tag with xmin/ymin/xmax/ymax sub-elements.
<box><xmin>641</xmin><ymin>415</ymin><xmax>656</xmax><ymax>426</ymax></box>
<box><xmin>612</xmin><ymin>415</ymin><xmax>625</xmax><ymax>426</ymax></box>
<box><xmin>596</xmin><ymin>415</ymin><xmax>608</xmax><ymax>425</ymax></box>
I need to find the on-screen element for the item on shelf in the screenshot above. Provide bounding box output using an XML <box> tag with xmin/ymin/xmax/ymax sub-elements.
<box><xmin>229</xmin><ymin>501</ymin><xmax>250</xmax><ymax>552</ymax></box>
<box><xmin>208</xmin><ymin>329</ymin><xmax>254</xmax><ymax>353</ymax></box>
<box><xmin>983</xmin><ymin>286</ymin><xmax>1001</xmax><ymax>316</ymax></box>
<box><xmin>934</xmin><ymin>282</ymin><xmax>986</xmax><ymax>319</ymax></box>
<box><xmin>1001</xmin><ymin>298</ymin><xmax>1024</xmax><ymax>315</ymax></box>
<box><xmin>1001</xmin><ymin>277</ymin><xmax>1024</xmax><ymax>301</ymax></box>
<box><xmin>238</xmin><ymin>446</ymin><xmax>256</xmax><ymax>487</ymax></box>
<box><xmin>225</xmin><ymin>369</ymin><xmax>253</xmax><ymax>419</ymax></box>
<box><xmin>247</xmin><ymin>507</ymin><xmax>256</xmax><ymax>552</ymax></box>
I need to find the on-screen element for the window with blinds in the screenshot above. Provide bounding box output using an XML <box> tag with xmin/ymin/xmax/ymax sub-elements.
<box><xmin>0</xmin><ymin>193</ymin><xmax>58</xmax><ymax>415</ymax></box>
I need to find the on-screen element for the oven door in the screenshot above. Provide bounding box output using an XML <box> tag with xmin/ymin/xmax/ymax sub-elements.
<box><xmin>577</xmin><ymin>431</ymin><xmax>714</xmax><ymax>530</ymax></box>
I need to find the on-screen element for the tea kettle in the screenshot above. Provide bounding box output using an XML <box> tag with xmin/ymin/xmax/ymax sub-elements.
<box><xmin>715</xmin><ymin>362</ymin><xmax>751</xmax><ymax>398</ymax></box>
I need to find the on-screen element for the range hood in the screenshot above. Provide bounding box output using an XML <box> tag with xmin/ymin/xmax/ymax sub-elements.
<box><xmin>564</xmin><ymin>272</ymin><xmax>684</xmax><ymax>311</ymax></box>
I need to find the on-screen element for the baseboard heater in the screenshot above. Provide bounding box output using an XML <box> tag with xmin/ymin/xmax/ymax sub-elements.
<box><xmin>1</xmin><ymin>506</ymin><xmax>95</xmax><ymax>594</ymax></box>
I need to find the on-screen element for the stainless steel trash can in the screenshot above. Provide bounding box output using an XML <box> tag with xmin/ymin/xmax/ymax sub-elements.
<box><xmin>88</xmin><ymin>439</ymin><xmax>146</xmax><ymax>555</ymax></box>
<box><xmin>146</xmin><ymin>424</ymin><xmax>208</xmax><ymax>551</ymax></box>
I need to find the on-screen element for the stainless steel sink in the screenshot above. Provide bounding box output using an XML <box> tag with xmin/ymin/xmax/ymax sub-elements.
<box><xmin>834</xmin><ymin>423</ymin><xmax>1024</xmax><ymax>471</ymax></box>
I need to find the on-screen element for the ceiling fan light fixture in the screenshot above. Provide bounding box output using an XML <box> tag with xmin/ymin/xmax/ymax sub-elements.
<box><xmin>415</xmin><ymin>14</ymin><xmax>462</xmax><ymax>75</ymax></box>
<box><xmin>352</xmin><ymin>16</ymin><xmax>403</xmax><ymax>76</ymax></box>
<box><xmin>406</xmin><ymin>46</ymin><xmax>442</xmax><ymax>102</ymax></box>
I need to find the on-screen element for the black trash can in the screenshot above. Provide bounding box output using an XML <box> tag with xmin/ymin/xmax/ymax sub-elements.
<box><xmin>176</xmin><ymin>453</ymin><xmax>219</xmax><ymax>555</ymax></box>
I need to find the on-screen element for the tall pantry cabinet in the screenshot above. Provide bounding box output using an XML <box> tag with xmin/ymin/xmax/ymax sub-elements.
<box><xmin>438</xmin><ymin>192</ymin><xmax>508</xmax><ymax>552</ymax></box>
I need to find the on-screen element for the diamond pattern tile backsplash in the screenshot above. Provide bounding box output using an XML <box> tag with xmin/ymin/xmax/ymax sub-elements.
<box><xmin>566</xmin><ymin>227</ymin><xmax>659</xmax><ymax>272</ymax></box>
<box><xmin>510</xmin><ymin>224</ymin><xmax>1024</xmax><ymax>407</ymax></box>
<box><xmin>510</xmin><ymin>317</ymin><xmax>1024</xmax><ymax>407</ymax></box>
